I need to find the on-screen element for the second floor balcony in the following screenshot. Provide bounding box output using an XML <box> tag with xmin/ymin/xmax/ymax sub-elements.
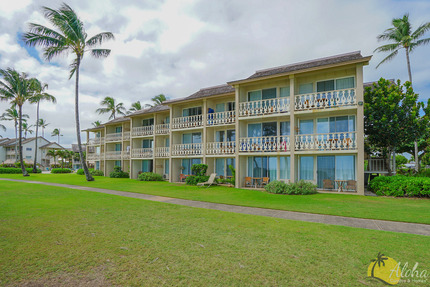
<box><xmin>171</xmin><ymin>143</ymin><xmax>202</xmax><ymax>156</ymax></box>
<box><xmin>105</xmin><ymin>151</ymin><xmax>123</xmax><ymax>160</ymax></box>
<box><xmin>206</xmin><ymin>141</ymin><xmax>236</xmax><ymax>155</ymax></box>
<box><xmin>295</xmin><ymin>88</ymin><xmax>356</xmax><ymax>111</ymax></box>
<box><xmin>295</xmin><ymin>132</ymin><xmax>357</xmax><ymax>151</ymax></box>
<box><xmin>105</xmin><ymin>132</ymin><xmax>130</xmax><ymax>142</ymax></box>
<box><xmin>131</xmin><ymin>148</ymin><xmax>153</xmax><ymax>159</ymax></box>
<box><xmin>155</xmin><ymin>147</ymin><xmax>170</xmax><ymax>157</ymax></box>
<box><xmin>239</xmin><ymin>136</ymin><xmax>290</xmax><ymax>152</ymax></box>
<box><xmin>239</xmin><ymin>98</ymin><xmax>290</xmax><ymax>117</ymax></box>
<box><xmin>6</xmin><ymin>150</ymin><xmax>16</xmax><ymax>156</ymax></box>
<box><xmin>88</xmin><ymin>137</ymin><xmax>104</xmax><ymax>145</ymax></box>
<box><xmin>132</xmin><ymin>126</ymin><xmax>153</xmax><ymax>137</ymax></box>
<box><xmin>155</xmin><ymin>123</ymin><xmax>170</xmax><ymax>134</ymax></box>
<box><xmin>172</xmin><ymin>115</ymin><xmax>203</xmax><ymax>129</ymax></box>
<box><xmin>87</xmin><ymin>153</ymin><xmax>103</xmax><ymax>161</ymax></box>
<box><xmin>207</xmin><ymin>111</ymin><xmax>236</xmax><ymax>126</ymax></box>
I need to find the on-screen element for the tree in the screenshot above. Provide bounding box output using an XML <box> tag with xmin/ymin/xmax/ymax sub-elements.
<box><xmin>38</xmin><ymin>118</ymin><xmax>49</xmax><ymax>137</ymax></box>
<box><xmin>395</xmin><ymin>154</ymin><xmax>408</xmax><ymax>167</ymax></box>
<box><xmin>127</xmin><ymin>101</ymin><xmax>142</xmax><ymax>114</ymax></box>
<box><xmin>47</xmin><ymin>149</ymin><xmax>57</xmax><ymax>166</ymax></box>
<box><xmin>96</xmin><ymin>96</ymin><xmax>126</xmax><ymax>120</ymax></box>
<box><xmin>364</xmin><ymin>78</ymin><xmax>421</xmax><ymax>175</ymax></box>
<box><xmin>1</xmin><ymin>107</ymin><xmax>29</xmax><ymax>162</ymax></box>
<box><xmin>145</xmin><ymin>94</ymin><xmax>167</xmax><ymax>108</ymax></box>
<box><xmin>29</xmin><ymin>80</ymin><xmax>56</xmax><ymax>173</ymax></box>
<box><xmin>23</xmin><ymin>3</ymin><xmax>114</xmax><ymax>181</ymax></box>
<box><xmin>22</xmin><ymin>122</ymin><xmax>33</xmax><ymax>138</ymax></box>
<box><xmin>56</xmin><ymin>149</ymin><xmax>68</xmax><ymax>169</ymax></box>
<box><xmin>92</xmin><ymin>120</ymin><xmax>102</xmax><ymax>127</ymax></box>
<box><xmin>0</xmin><ymin>68</ymin><xmax>35</xmax><ymax>176</ymax></box>
<box><xmin>51</xmin><ymin>128</ymin><xmax>62</xmax><ymax>143</ymax></box>
<box><xmin>375</xmin><ymin>13</ymin><xmax>430</xmax><ymax>172</ymax></box>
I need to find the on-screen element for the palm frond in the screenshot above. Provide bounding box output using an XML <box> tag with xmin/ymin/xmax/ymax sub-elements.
<box><xmin>91</xmin><ymin>49</ymin><xmax>111</xmax><ymax>58</ymax></box>
<box><xmin>410</xmin><ymin>37</ymin><xmax>430</xmax><ymax>51</ymax></box>
<box><xmin>374</xmin><ymin>43</ymin><xmax>400</xmax><ymax>53</ymax></box>
<box><xmin>376</xmin><ymin>50</ymin><xmax>399</xmax><ymax>69</ymax></box>
<box><xmin>86</xmin><ymin>32</ymin><xmax>115</xmax><ymax>47</ymax></box>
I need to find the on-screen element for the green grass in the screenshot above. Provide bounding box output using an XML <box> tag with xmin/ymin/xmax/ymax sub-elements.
<box><xmin>0</xmin><ymin>181</ymin><xmax>428</xmax><ymax>286</ymax></box>
<box><xmin>1</xmin><ymin>173</ymin><xmax>430</xmax><ymax>224</ymax></box>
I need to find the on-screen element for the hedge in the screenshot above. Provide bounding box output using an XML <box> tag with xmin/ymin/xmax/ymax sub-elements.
<box><xmin>369</xmin><ymin>175</ymin><xmax>430</xmax><ymax>197</ymax></box>
<box><xmin>51</xmin><ymin>168</ymin><xmax>72</xmax><ymax>174</ymax></box>
<box><xmin>137</xmin><ymin>172</ymin><xmax>164</xmax><ymax>181</ymax></box>
<box><xmin>265</xmin><ymin>180</ymin><xmax>318</xmax><ymax>195</ymax></box>
<box><xmin>0</xmin><ymin>167</ymin><xmax>41</xmax><ymax>174</ymax></box>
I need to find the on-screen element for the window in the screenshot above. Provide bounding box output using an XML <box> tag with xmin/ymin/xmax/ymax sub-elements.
<box><xmin>115</xmin><ymin>126</ymin><xmax>122</xmax><ymax>133</ymax></box>
<box><xmin>164</xmin><ymin>159</ymin><xmax>169</xmax><ymax>175</ymax></box>
<box><xmin>215</xmin><ymin>103</ymin><xmax>225</xmax><ymax>113</ymax></box>
<box><xmin>142</xmin><ymin>160</ymin><xmax>153</xmax><ymax>173</ymax></box>
<box><xmin>299</xmin><ymin>119</ymin><xmax>314</xmax><ymax>134</ymax></box>
<box><xmin>300</xmin><ymin>156</ymin><xmax>314</xmax><ymax>180</ymax></box>
<box><xmin>115</xmin><ymin>144</ymin><xmax>121</xmax><ymax>151</ymax></box>
<box><xmin>262</xmin><ymin>88</ymin><xmax>276</xmax><ymax>100</ymax></box>
<box><xmin>317</xmin><ymin>77</ymin><xmax>355</xmax><ymax>92</ymax></box>
<box><xmin>317</xmin><ymin>80</ymin><xmax>335</xmax><ymax>92</ymax></box>
<box><xmin>183</xmin><ymin>107</ymin><xmax>202</xmax><ymax>117</ymax></box>
<box><xmin>317</xmin><ymin>155</ymin><xmax>356</xmax><ymax>188</ymax></box>
<box><xmin>299</xmin><ymin>83</ymin><xmax>313</xmax><ymax>94</ymax></box>
<box><xmin>280</xmin><ymin>87</ymin><xmax>290</xmax><ymax>98</ymax></box>
<box><xmin>142</xmin><ymin>118</ymin><xmax>154</xmax><ymax>126</ymax></box>
<box><xmin>95</xmin><ymin>161</ymin><xmax>100</xmax><ymax>170</ymax></box>
<box><xmin>142</xmin><ymin>139</ymin><xmax>153</xmax><ymax>148</ymax></box>
<box><xmin>316</xmin><ymin>116</ymin><xmax>356</xmax><ymax>134</ymax></box>
<box><xmin>280</xmin><ymin>156</ymin><xmax>290</xmax><ymax>180</ymax></box>
<box><xmin>114</xmin><ymin>160</ymin><xmax>121</xmax><ymax>168</ymax></box>
<box><xmin>248</xmin><ymin>122</ymin><xmax>277</xmax><ymax>137</ymax></box>
<box><xmin>248</xmin><ymin>156</ymin><xmax>277</xmax><ymax>182</ymax></box>
<box><xmin>215</xmin><ymin>158</ymin><xmax>235</xmax><ymax>177</ymax></box>
<box><xmin>182</xmin><ymin>132</ymin><xmax>201</xmax><ymax>144</ymax></box>
<box><xmin>26</xmin><ymin>147</ymin><xmax>32</xmax><ymax>151</ymax></box>
<box><xmin>280</xmin><ymin>121</ymin><xmax>290</xmax><ymax>136</ymax></box>
<box><xmin>248</xmin><ymin>90</ymin><xmax>262</xmax><ymax>101</ymax></box>
<box><xmin>165</xmin><ymin>138</ymin><xmax>170</xmax><ymax>147</ymax></box>
<box><xmin>181</xmin><ymin>158</ymin><xmax>201</xmax><ymax>175</ymax></box>
<box><xmin>26</xmin><ymin>156</ymin><xmax>32</xmax><ymax>159</ymax></box>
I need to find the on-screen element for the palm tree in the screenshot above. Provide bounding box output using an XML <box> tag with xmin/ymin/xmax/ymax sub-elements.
<box><xmin>56</xmin><ymin>149</ymin><xmax>68</xmax><ymax>169</ymax></box>
<box><xmin>127</xmin><ymin>101</ymin><xmax>142</xmax><ymax>114</ymax></box>
<box><xmin>47</xmin><ymin>149</ymin><xmax>57</xmax><ymax>166</ymax></box>
<box><xmin>370</xmin><ymin>252</ymin><xmax>389</xmax><ymax>278</ymax></box>
<box><xmin>1</xmin><ymin>108</ymin><xmax>29</xmax><ymax>162</ymax></box>
<box><xmin>23</xmin><ymin>3</ymin><xmax>114</xmax><ymax>181</ymax></box>
<box><xmin>29</xmin><ymin>80</ymin><xmax>56</xmax><ymax>173</ymax></box>
<box><xmin>92</xmin><ymin>120</ymin><xmax>102</xmax><ymax>127</ymax></box>
<box><xmin>0</xmin><ymin>68</ymin><xmax>35</xmax><ymax>176</ymax></box>
<box><xmin>38</xmin><ymin>118</ymin><xmax>49</xmax><ymax>137</ymax></box>
<box><xmin>22</xmin><ymin>122</ymin><xmax>33</xmax><ymax>138</ymax></box>
<box><xmin>51</xmin><ymin>128</ymin><xmax>62</xmax><ymax>143</ymax></box>
<box><xmin>145</xmin><ymin>94</ymin><xmax>167</xmax><ymax>108</ymax></box>
<box><xmin>375</xmin><ymin>14</ymin><xmax>430</xmax><ymax>172</ymax></box>
<box><xmin>96</xmin><ymin>96</ymin><xmax>126</xmax><ymax>120</ymax></box>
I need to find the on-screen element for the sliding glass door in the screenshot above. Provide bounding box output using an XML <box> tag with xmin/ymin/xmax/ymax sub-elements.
<box><xmin>316</xmin><ymin>155</ymin><xmax>356</xmax><ymax>188</ymax></box>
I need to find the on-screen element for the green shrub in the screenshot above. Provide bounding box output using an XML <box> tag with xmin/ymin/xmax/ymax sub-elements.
<box><xmin>109</xmin><ymin>166</ymin><xmax>129</xmax><ymax>178</ymax></box>
<box><xmin>91</xmin><ymin>169</ymin><xmax>104</xmax><ymax>176</ymax></box>
<box><xmin>76</xmin><ymin>168</ymin><xmax>84</xmax><ymax>175</ymax></box>
<box><xmin>137</xmin><ymin>172</ymin><xmax>164</xmax><ymax>181</ymax></box>
<box><xmin>417</xmin><ymin>169</ymin><xmax>430</xmax><ymax>178</ymax></box>
<box><xmin>191</xmin><ymin>164</ymin><xmax>208</xmax><ymax>176</ymax></box>
<box><xmin>14</xmin><ymin>162</ymin><xmax>33</xmax><ymax>168</ymax></box>
<box><xmin>51</xmin><ymin>168</ymin><xmax>72</xmax><ymax>174</ymax></box>
<box><xmin>186</xmin><ymin>175</ymin><xmax>209</xmax><ymax>185</ymax></box>
<box><xmin>0</xmin><ymin>167</ymin><xmax>41</xmax><ymax>174</ymax></box>
<box><xmin>226</xmin><ymin>165</ymin><xmax>236</xmax><ymax>186</ymax></box>
<box><xmin>265</xmin><ymin>180</ymin><xmax>317</xmax><ymax>195</ymax></box>
<box><xmin>369</xmin><ymin>175</ymin><xmax>430</xmax><ymax>197</ymax></box>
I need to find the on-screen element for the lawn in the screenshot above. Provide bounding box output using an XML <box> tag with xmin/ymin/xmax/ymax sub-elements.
<box><xmin>1</xmin><ymin>173</ymin><xmax>430</xmax><ymax>224</ymax></box>
<box><xmin>0</xmin><ymin>181</ymin><xmax>428</xmax><ymax>286</ymax></box>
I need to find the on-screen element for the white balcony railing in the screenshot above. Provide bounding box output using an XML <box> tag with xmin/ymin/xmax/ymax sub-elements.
<box><xmin>105</xmin><ymin>151</ymin><xmax>122</xmax><ymax>160</ymax></box>
<box><xmin>172</xmin><ymin>143</ymin><xmax>202</xmax><ymax>156</ymax></box>
<box><xmin>122</xmin><ymin>150</ymin><xmax>130</xmax><ymax>160</ymax></box>
<box><xmin>239</xmin><ymin>98</ymin><xmax>290</xmax><ymax>117</ymax></box>
<box><xmin>88</xmin><ymin>137</ymin><xmax>104</xmax><ymax>145</ymax></box>
<box><xmin>207</xmin><ymin>111</ymin><xmax>236</xmax><ymax>126</ymax></box>
<box><xmin>155</xmin><ymin>147</ymin><xmax>170</xmax><ymax>157</ymax></box>
<box><xmin>172</xmin><ymin>115</ymin><xmax>203</xmax><ymax>129</ymax></box>
<box><xmin>295</xmin><ymin>88</ymin><xmax>356</xmax><ymax>111</ymax></box>
<box><xmin>155</xmin><ymin>123</ymin><xmax>170</xmax><ymax>134</ymax></box>
<box><xmin>132</xmin><ymin>126</ymin><xmax>153</xmax><ymax>137</ymax></box>
<box><xmin>6</xmin><ymin>150</ymin><xmax>15</xmax><ymax>155</ymax></box>
<box><xmin>87</xmin><ymin>153</ymin><xmax>102</xmax><ymax>161</ymax></box>
<box><xmin>105</xmin><ymin>133</ymin><xmax>123</xmax><ymax>142</ymax></box>
<box><xmin>123</xmin><ymin>132</ymin><xmax>130</xmax><ymax>141</ymax></box>
<box><xmin>239</xmin><ymin>136</ymin><xmax>290</xmax><ymax>152</ymax></box>
<box><xmin>131</xmin><ymin>148</ymin><xmax>153</xmax><ymax>159</ymax></box>
<box><xmin>206</xmin><ymin>142</ymin><xmax>236</xmax><ymax>155</ymax></box>
<box><xmin>295</xmin><ymin>132</ymin><xmax>357</xmax><ymax>151</ymax></box>
<box><xmin>367</xmin><ymin>158</ymin><xmax>393</xmax><ymax>173</ymax></box>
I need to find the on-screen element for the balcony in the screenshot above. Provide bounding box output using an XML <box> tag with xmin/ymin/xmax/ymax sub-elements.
<box><xmin>295</xmin><ymin>88</ymin><xmax>356</xmax><ymax>111</ymax></box>
<box><xmin>239</xmin><ymin>136</ymin><xmax>290</xmax><ymax>152</ymax></box>
<box><xmin>206</xmin><ymin>142</ymin><xmax>235</xmax><ymax>155</ymax></box>
<box><xmin>87</xmin><ymin>153</ymin><xmax>102</xmax><ymax>161</ymax></box>
<box><xmin>88</xmin><ymin>137</ymin><xmax>104</xmax><ymax>145</ymax></box>
<box><xmin>105</xmin><ymin>151</ymin><xmax>122</xmax><ymax>160</ymax></box>
<box><xmin>295</xmin><ymin>132</ymin><xmax>357</xmax><ymax>151</ymax></box>
<box><xmin>6</xmin><ymin>150</ymin><xmax>15</xmax><ymax>156</ymax></box>
<box><xmin>105</xmin><ymin>133</ymin><xmax>123</xmax><ymax>142</ymax></box>
<box><xmin>155</xmin><ymin>123</ymin><xmax>170</xmax><ymax>135</ymax></box>
<box><xmin>131</xmin><ymin>148</ymin><xmax>153</xmax><ymax>159</ymax></box>
<box><xmin>171</xmin><ymin>143</ymin><xmax>202</xmax><ymax>156</ymax></box>
<box><xmin>207</xmin><ymin>111</ymin><xmax>235</xmax><ymax>126</ymax></box>
<box><xmin>172</xmin><ymin>115</ymin><xmax>203</xmax><ymax>129</ymax></box>
<box><xmin>132</xmin><ymin>126</ymin><xmax>153</xmax><ymax>137</ymax></box>
<box><xmin>155</xmin><ymin>147</ymin><xmax>170</xmax><ymax>157</ymax></box>
<box><xmin>123</xmin><ymin>131</ymin><xmax>130</xmax><ymax>141</ymax></box>
<box><xmin>239</xmin><ymin>98</ymin><xmax>290</xmax><ymax>117</ymax></box>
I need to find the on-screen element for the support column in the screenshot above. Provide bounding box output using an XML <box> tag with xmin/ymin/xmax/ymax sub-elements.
<box><xmin>289</xmin><ymin>75</ymin><xmax>296</xmax><ymax>182</ymax></box>
<box><xmin>169</xmin><ymin>106</ymin><xmax>173</xmax><ymax>183</ymax></box>
<box><xmin>234</xmin><ymin>86</ymin><xmax>240</xmax><ymax>188</ymax></box>
<box><xmin>202</xmin><ymin>99</ymin><xmax>207</xmax><ymax>164</ymax></box>
<box><xmin>356</xmin><ymin>64</ymin><xmax>365</xmax><ymax>195</ymax></box>
<box><xmin>130</xmin><ymin>118</ymin><xmax>134</xmax><ymax>178</ymax></box>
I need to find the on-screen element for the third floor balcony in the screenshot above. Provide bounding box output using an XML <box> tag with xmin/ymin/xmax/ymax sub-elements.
<box><xmin>172</xmin><ymin>115</ymin><xmax>203</xmax><ymax>129</ymax></box>
<box><xmin>295</xmin><ymin>88</ymin><xmax>356</xmax><ymax>111</ymax></box>
<box><xmin>239</xmin><ymin>98</ymin><xmax>290</xmax><ymax>117</ymax></box>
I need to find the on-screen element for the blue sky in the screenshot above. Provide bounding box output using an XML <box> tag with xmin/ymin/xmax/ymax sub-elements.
<box><xmin>0</xmin><ymin>0</ymin><xmax>429</xmax><ymax>145</ymax></box>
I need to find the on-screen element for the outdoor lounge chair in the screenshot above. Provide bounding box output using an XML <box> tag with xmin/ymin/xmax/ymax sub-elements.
<box><xmin>346</xmin><ymin>180</ymin><xmax>357</xmax><ymax>192</ymax></box>
<box><xmin>197</xmin><ymin>173</ymin><xmax>218</xmax><ymax>188</ymax></box>
<box><xmin>323</xmin><ymin>179</ymin><xmax>335</xmax><ymax>190</ymax></box>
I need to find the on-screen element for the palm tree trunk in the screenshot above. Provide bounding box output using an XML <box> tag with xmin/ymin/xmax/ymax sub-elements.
<box><xmin>33</xmin><ymin>102</ymin><xmax>40</xmax><ymax>173</ymax></box>
<box><xmin>75</xmin><ymin>57</ymin><xmax>94</xmax><ymax>181</ymax></box>
<box><xmin>18</xmin><ymin>105</ymin><xmax>29</xmax><ymax>176</ymax></box>
<box><xmin>405</xmin><ymin>48</ymin><xmax>413</xmax><ymax>83</ymax></box>
<box><xmin>14</xmin><ymin>120</ymin><xmax>18</xmax><ymax>163</ymax></box>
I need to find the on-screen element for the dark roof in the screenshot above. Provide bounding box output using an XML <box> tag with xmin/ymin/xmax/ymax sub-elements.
<box><xmin>229</xmin><ymin>51</ymin><xmax>371</xmax><ymax>84</ymax></box>
<box><xmin>165</xmin><ymin>84</ymin><xmax>235</xmax><ymax>104</ymax></box>
<box><xmin>71</xmin><ymin>144</ymin><xmax>86</xmax><ymax>152</ymax></box>
<box><xmin>127</xmin><ymin>104</ymin><xmax>169</xmax><ymax>117</ymax></box>
<box><xmin>84</xmin><ymin>116</ymin><xmax>131</xmax><ymax>131</ymax></box>
<box><xmin>39</xmin><ymin>142</ymin><xmax>64</xmax><ymax>149</ymax></box>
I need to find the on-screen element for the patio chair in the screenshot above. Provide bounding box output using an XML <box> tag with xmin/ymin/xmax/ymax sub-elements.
<box><xmin>346</xmin><ymin>180</ymin><xmax>357</xmax><ymax>192</ymax></box>
<box><xmin>179</xmin><ymin>174</ymin><xmax>187</xmax><ymax>182</ymax></box>
<box><xmin>244</xmin><ymin>177</ymin><xmax>253</xmax><ymax>188</ymax></box>
<box><xmin>197</xmin><ymin>173</ymin><xmax>218</xmax><ymax>188</ymax></box>
<box><xmin>260</xmin><ymin>177</ymin><xmax>270</xmax><ymax>188</ymax></box>
<box><xmin>323</xmin><ymin>179</ymin><xmax>335</xmax><ymax>190</ymax></box>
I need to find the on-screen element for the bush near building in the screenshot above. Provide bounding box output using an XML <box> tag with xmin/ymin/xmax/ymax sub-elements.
<box><xmin>369</xmin><ymin>175</ymin><xmax>430</xmax><ymax>197</ymax></box>
<box><xmin>137</xmin><ymin>172</ymin><xmax>164</xmax><ymax>181</ymax></box>
<box><xmin>0</xmin><ymin>167</ymin><xmax>41</xmax><ymax>174</ymax></box>
<box><xmin>51</xmin><ymin>168</ymin><xmax>72</xmax><ymax>174</ymax></box>
<box><xmin>265</xmin><ymin>180</ymin><xmax>318</xmax><ymax>195</ymax></box>
<box><xmin>109</xmin><ymin>166</ymin><xmax>129</xmax><ymax>178</ymax></box>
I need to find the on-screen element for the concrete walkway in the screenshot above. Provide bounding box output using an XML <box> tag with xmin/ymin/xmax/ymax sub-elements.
<box><xmin>2</xmin><ymin>178</ymin><xmax>429</xmax><ymax>236</ymax></box>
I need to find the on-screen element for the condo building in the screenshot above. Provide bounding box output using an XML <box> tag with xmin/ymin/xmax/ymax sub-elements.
<box><xmin>85</xmin><ymin>51</ymin><xmax>371</xmax><ymax>194</ymax></box>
